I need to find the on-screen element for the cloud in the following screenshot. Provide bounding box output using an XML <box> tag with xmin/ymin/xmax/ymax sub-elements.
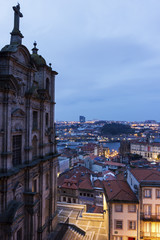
<box><xmin>1</xmin><ymin>1</ymin><xmax>160</xmax><ymax>121</ymax></box>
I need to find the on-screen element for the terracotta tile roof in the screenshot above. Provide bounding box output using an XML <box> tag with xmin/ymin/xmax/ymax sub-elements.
<box><xmin>58</xmin><ymin>166</ymin><xmax>93</xmax><ymax>190</ymax></box>
<box><xmin>61</xmin><ymin>182</ymin><xmax>78</xmax><ymax>190</ymax></box>
<box><xmin>103</xmin><ymin>180</ymin><xmax>138</xmax><ymax>203</ymax></box>
<box><xmin>79</xmin><ymin>175</ymin><xmax>93</xmax><ymax>190</ymax></box>
<box><xmin>104</xmin><ymin>161</ymin><xmax>125</xmax><ymax>167</ymax></box>
<box><xmin>105</xmin><ymin>175</ymin><xmax>116</xmax><ymax>181</ymax></box>
<box><xmin>116</xmin><ymin>172</ymin><xmax>125</xmax><ymax>180</ymax></box>
<box><xmin>94</xmin><ymin>179</ymin><xmax>103</xmax><ymax>188</ymax></box>
<box><xmin>130</xmin><ymin>168</ymin><xmax>160</xmax><ymax>182</ymax></box>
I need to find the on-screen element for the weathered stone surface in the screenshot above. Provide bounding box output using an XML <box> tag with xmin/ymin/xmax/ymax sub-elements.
<box><xmin>0</xmin><ymin>4</ymin><xmax>58</xmax><ymax>240</ymax></box>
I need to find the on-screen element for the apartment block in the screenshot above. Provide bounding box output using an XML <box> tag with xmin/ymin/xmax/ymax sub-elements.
<box><xmin>127</xmin><ymin>168</ymin><xmax>160</xmax><ymax>240</ymax></box>
<box><xmin>103</xmin><ymin>180</ymin><xmax>139</xmax><ymax>240</ymax></box>
<box><xmin>130</xmin><ymin>142</ymin><xmax>160</xmax><ymax>160</ymax></box>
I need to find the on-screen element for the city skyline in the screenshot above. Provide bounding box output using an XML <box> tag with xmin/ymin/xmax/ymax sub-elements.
<box><xmin>1</xmin><ymin>1</ymin><xmax>160</xmax><ymax>121</ymax></box>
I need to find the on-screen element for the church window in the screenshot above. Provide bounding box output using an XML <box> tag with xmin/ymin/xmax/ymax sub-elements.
<box><xmin>32</xmin><ymin>136</ymin><xmax>38</xmax><ymax>158</ymax></box>
<box><xmin>12</xmin><ymin>135</ymin><xmax>22</xmax><ymax>166</ymax></box>
<box><xmin>33</xmin><ymin>111</ymin><xmax>38</xmax><ymax>130</ymax></box>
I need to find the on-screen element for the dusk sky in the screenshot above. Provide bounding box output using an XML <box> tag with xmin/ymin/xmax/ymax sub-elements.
<box><xmin>1</xmin><ymin>1</ymin><xmax>160</xmax><ymax>121</ymax></box>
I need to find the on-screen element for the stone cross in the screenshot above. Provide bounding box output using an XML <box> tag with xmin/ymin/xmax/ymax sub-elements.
<box><xmin>13</xmin><ymin>3</ymin><xmax>23</xmax><ymax>31</ymax></box>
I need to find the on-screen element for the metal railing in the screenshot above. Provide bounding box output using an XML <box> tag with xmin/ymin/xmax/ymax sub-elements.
<box><xmin>141</xmin><ymin>213</ymin><xmax>160</xmax><ymax>221</ymax></box>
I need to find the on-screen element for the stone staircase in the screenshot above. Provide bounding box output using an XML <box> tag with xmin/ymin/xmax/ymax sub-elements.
<box><xmin>62</xmin><ymin>226</ymin><xmax>94</xmax><ymax>240</ymax></box>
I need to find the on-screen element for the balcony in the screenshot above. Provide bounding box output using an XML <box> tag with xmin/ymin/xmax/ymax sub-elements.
<box><xmin>141</xmin><ymin>213</ymin><xmax>160</xmax><ymax>221</ymax></box>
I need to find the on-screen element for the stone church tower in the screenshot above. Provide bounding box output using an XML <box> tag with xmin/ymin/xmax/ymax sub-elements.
<box><xmin>0</xmin><ymin>4</ymin><xmax>58</xmax><ymax>240</ymax></box>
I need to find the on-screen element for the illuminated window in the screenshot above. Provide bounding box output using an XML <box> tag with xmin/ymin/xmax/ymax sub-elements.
<box><xmin>114</xmin><ymin>237</ymin><xmax>122</xmax><ymax>240</ymax></box>
<box><xmin>115</xmin><ymin>204</ymin><xmax>123</xmax><ymax>212</ymax></box>
<box><xmin>144</xmin><ymin>222</ymin><xmax>151</xmax><ymax>233</ymax></box>
<box><xmin>144</xmin><ymin>189</ymin><xmax>152</xmax><ymax>198</ymax></box>
<box><xmin>128</xmin><ymin>220</ymin><xmax>136</xmax><ymax>230</ymax></box>
<box><xmin>115</xmin><ymin>220</ymin><xmax>123</xmax><ymax>229</ymax></box>
<box><xmin>156</xmin><ymin>222</ymin><xmax>160</xmax><ymax>232</ymax></box>
<box><xmin>128</xmin><ymin>204</ymin><xmax>136</xmax><ymax>212</ymax></box>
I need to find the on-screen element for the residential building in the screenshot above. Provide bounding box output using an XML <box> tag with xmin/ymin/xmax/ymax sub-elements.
<box><xmin>58</xmin><ymin>156</ymin><xmax>70</xmax><ymax>174</ymax></box>
<box><xmin>127</xmin><ymin>168</ymin><xmax>160</xmax><ymax>240</ymax></box>
<box><xmin>130</xmin><ymin>141</ymin><xmax>160</xmax><ymax>161</ymax></box>
<box><xmin>0</xmin><ymin>4</ymin><xmax>58</xmax><ymax>239</ymax></box>
<box><xmin>103</xmin><ymin>180</ymin><xmax>139</xmax><ymax>240</ymax></box>
<box><xmin>58</xmin><ymin>166</ymin><xmax>94</xmax><ymax>205</ymax></box>
<box><xmin>57</xmin><ymin>166</ymin><xmax>105</xmax><ymax>208</ymax></box>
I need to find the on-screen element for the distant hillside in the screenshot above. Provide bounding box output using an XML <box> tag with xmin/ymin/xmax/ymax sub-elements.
<box><xmin>101</xmin><ymin>123</ymin><xmax>135</xmax><ymax>136</ymax></box>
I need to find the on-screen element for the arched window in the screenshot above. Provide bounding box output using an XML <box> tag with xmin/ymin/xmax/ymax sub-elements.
<box><xmin>32</xmin><ymin>136</ymin><xmax>38</xmax><ymax>158</ymax></box>
<box><xmin>46</xmin><ymin>78</ymin><xmax>49</xmax><ymax>92</ymax></box>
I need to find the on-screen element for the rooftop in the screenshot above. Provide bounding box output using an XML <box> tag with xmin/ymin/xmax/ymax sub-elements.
<box><xmin>103</xmin><ymin>180</ymin><xmax>138</xmax><ymax>203</ymax></box>
<box><xmin>130</xmin><ymin>168</ymin><xmax>160</xmax><ymax>182</ymax></box>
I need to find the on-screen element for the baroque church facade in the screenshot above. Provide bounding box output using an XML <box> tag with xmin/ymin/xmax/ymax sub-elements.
<box><xmin>0</xmin><ymin>4</ymin><xmax>58</xmax><ymax>240</ymax></box>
